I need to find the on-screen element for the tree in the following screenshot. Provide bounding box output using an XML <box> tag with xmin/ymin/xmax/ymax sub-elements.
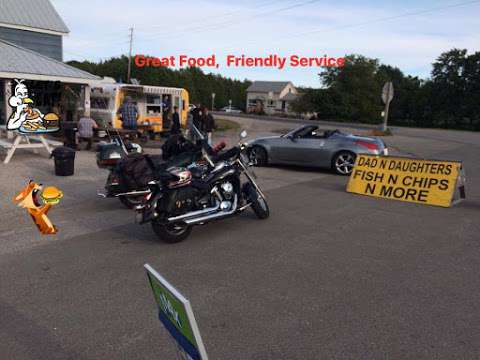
<box><xmin>319</xmin><ymin>55</ymin><xmax>383</xmax><ymax>123</ymax></box>
<box><xmin>68</xmin><ymin>57</ymin><xmax>251</xmax><ymax>110</ymax></box>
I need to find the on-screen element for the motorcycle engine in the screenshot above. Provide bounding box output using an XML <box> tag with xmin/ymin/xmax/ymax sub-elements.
<box><xmin>220</xmin><ymin>181</ymin><xmax>234</xmax><ymax>201</ymax></box>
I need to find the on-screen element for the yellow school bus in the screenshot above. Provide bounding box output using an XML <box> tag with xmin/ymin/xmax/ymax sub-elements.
<box><xmin>90</xmin><ymin>82</ymin><xmax>189</xmax><ymax>134</ymax></box>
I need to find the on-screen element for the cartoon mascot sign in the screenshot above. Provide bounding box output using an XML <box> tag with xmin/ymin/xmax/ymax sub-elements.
<box><xmin>7</xmin><ymin>79</ymin><xmax>60</xmax><ymax>133</ymax></box>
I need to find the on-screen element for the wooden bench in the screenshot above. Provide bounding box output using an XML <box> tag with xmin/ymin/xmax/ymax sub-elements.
<box><xmin>0</xmin><ymin>139</ymin><xmax>13</xmax><ymax>148</ymax></box>
<box><xmin>1</xmin><ymin>133</ymin><xmax>61</xmax><ymax>164</ymax></box>
<box><xmin>29</xmin><ymin>137</ymin><xmax>63</xmax><ymax>146</ymax></box>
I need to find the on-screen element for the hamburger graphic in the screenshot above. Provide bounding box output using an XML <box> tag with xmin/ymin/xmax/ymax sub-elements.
<box><xmin>7</xmin><ymin>79</ymin><xmax>61</xmax><ymax>133</ymax></box>
<box><xmin>41</xmin><ymin>186</ymin><xmax>64</xmax><ymax>205</ymax></box>
<box><xmin>43</xmin><ymin>113</ymin><xmax>60</xmax><ymax>129</ymax></box>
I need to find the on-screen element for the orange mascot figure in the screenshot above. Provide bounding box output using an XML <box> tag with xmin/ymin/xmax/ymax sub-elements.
<box><xmin>13</xmin><ymin>181</ymin><xmax>63</xmax><ymax>235</ymax></box>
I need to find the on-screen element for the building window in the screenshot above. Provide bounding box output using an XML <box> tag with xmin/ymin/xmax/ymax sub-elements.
<box><xmin>248</xmin><ymin>99</ymin><xmax>259</xmax><ymax>107</ymax></box>
<box><xmin>91</xmin><ymin>97</ymin><xmax>110</xmax><ymax>110</ymax></box>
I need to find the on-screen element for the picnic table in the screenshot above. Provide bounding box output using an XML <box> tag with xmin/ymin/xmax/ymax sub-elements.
<box><xmin>0</xmin><ymin>126</ymin><xmax>63</xmax><ymax>164</ymax></box>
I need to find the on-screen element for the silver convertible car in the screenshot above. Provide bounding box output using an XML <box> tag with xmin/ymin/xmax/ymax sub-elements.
<box><xmin>247</xmin><ymin>125</ymin><xmax>388</xmax><ymax>175</ymax></box>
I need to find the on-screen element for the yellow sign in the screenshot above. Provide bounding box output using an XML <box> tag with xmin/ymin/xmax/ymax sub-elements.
<box><xmin>347</xmin><ymin>155</ymin><xmax>463</xmax><ymax>207</ymax></box>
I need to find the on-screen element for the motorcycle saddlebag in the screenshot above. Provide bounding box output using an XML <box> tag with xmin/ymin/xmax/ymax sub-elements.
<box><xmin>162</xmin><ymin>187</ymin><xmax>199</xmax><ymax>216</ymax></box>
<box><xmin>118</xmin><ymin>154</ymin><xmax>155</xmax><ymax>189</ymax></box>
<box><xmin>96</xmin><ymin>142</ymin><xmax>125</xmax><ymax>168</ymax></box>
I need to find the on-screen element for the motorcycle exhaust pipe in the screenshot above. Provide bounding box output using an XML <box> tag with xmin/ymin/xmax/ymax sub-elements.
<box><xmin>114</xmin><ymin>190</ymin><xmax>151</xmax><ymax>197</ymax></box>
<box><xmin>167</xmin><ymin>201</ymin><xmax>221</xmax><ymax>222</ymax></box>
<box><xmin>184</xmin><ymin>196</ymin><xmax>238</xmax><ymax>225</ymax></box>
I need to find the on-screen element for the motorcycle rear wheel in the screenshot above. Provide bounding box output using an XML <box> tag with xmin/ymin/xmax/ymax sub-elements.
<box><xmin>119</xmin><ymin>195</ymin><xmax>144</xmax><ymax>209</ymax></box>
<box><xmin>151</xmin><ymin>220</ymin><xmax>192</xmax><ymax>243</ymax></box>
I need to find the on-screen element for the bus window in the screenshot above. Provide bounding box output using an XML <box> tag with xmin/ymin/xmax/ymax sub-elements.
<box><xmin>92</xmin><ymin>97</ymin><xmax>109</xmax><ymax>109</ymax></box>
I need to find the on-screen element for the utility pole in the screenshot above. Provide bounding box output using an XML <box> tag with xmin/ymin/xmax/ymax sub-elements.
<box><xmin>127</xmin><ymin>27</ymin><xmax>134</xmax><ymax>84</ymax></box>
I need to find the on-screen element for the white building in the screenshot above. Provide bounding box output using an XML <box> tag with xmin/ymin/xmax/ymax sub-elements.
<box><xmin>0</xmin><ymin>0</ymin><xmax>99</xmax><ymax>127</ymax></box>
<box><xmin>246</xmin><ymin>81</ymin><xmax>298</xmax><ymax>115</ymax></box>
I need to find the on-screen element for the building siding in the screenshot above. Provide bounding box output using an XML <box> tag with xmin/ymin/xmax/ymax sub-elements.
<box><xmin>0</xmin><ymin>27</ymin><xmax>62</xmax><ymax>61</ymax></box>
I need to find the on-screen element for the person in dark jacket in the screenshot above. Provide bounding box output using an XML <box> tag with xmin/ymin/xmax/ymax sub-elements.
<box><xmin>201</xmin><ymin>107</ymin><xmax>216</xmax><ymax>145</ymax></box>
<box><xmin>171</xmin><ymin>106</ymin><xmax>181</xmax><ymax>135</ymax></box>
<box><xmin>191</xmin><ymin>104</ymin><xmax>203</xmax><ymax>139</ymax></box>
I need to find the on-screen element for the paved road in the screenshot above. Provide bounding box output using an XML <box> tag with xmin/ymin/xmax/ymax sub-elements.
<box><xmin>0</xmin><ymin>119</ymin><xmax>479</xmax><ymax>359</ymax></box>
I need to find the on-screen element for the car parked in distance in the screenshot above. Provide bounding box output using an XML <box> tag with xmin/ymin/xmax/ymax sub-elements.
<box><xmin>220</xmin><ymin>106</ymin><xmax>242</xmax><ymax>114</ymax></box>
<box><xmin>247</xmin><ymin>125</ymin><xmax>388</xmax><ymax>175</ymax></box>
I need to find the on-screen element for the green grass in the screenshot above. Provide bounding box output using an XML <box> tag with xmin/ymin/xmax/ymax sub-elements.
<box><xmin>215</xmin><ymin>118</ymin><xmax>241</xmax><ymax>132</ymax></box>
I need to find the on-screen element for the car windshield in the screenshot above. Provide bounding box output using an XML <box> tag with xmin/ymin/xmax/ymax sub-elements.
<box><xmin>282</xmin><ymin>126</ymin><xmax>343</xmax><ymax>139</ymax></box>
<box><xmin>282</xmin><ymin>126</ymin><xmax>317</xmax><ymax>138</ymax></box>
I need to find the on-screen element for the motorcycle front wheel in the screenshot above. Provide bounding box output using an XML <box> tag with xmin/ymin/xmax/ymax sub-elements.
<box><xmin>151</xmin><ymin>220</ymin><xmax>192</xmax><ymax>243</ymax></box>
<box><xmin>243</xmin><ymin>183</ymin><xmax>270</xmax><ymax>219</ymax></box>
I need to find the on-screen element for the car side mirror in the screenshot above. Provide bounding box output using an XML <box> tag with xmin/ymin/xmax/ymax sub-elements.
<box><xmin>287</xmin><ymin>134</ymin><xmax>297</xmax><ymax>142</ymax></box>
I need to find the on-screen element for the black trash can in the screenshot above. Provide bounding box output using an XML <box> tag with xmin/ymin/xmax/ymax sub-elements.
<box><xmin>51</xmin><ymin>146</ymin><xmax>76</xmax><ymax>176</ymax></box>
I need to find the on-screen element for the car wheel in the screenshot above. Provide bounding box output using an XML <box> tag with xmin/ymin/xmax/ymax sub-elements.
<box><xmin>332</xmin><ymin>151</ymin><xmax>356</xmax><ymax>176</ymax></box>
<box><xmin>249</xmin><ymin>146</ymin><xmax>268</xmax><ymax>166</ymax></box>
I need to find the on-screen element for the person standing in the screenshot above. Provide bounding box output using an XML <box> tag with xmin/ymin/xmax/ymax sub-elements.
<box><xmin>171</xmin><ymin>106</ymin><xmax>181</xmax><ymax>135</ymax></box>
<box><xmin>185</xmin><ymin>110</ymin><xmax>193</xmax><ymax>140</ymax></box>
<box><xmin>202</xmin><ymin>107</ymin><xmax>216</xmax><ymax>145</ymax></box>
<box><xmin>76</xmin><ymin>113</ymin><xmax>98</xmax><ymax>150</ymax></box>
<box><xmin>191</xmin><ymin>104</ymin><xmax>203</xmax><ymax>138</ymax></box>
<box><xmin>117</xmin><ymin>96</ymin><xmax>138</xmax><ymax>130</ymax></box>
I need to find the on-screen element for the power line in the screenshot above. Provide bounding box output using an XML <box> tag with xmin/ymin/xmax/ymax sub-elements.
<box><xmin>136</xmin><ymin>0</ymin><xmax>322</xmax><ymax>44</ymax></box>
<box><xmin>134</xmin><ymin>0</ymin><xmax>287</xmax><ymax>32</ymax></box>
<box><xmin>222</xmin><ymin>0</ymin><xmax>480</xmax><ymax>52</ymax></box>
<box><xmin>296</xmin><ymin>0</ymin><xmax>480</xmax><ymax>39</ymax></box>
<box><xmin>63</xmin><ymin>2</ymin><xmax>288</xmax><ymax>52</ymax></box>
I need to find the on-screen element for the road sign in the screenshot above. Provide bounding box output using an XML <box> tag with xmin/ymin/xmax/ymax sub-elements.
<box><xmin>381</xmin><ymin>82</ymin><xmax>394</xmax><ymax>131</ymax></box>
<box><xmin>145</xmin><ymin>264</ymin><xmax>208</xmax><ymax>360</ymax></box>
<box><xmin>382</xmin><ymin>82</ymin><xmax>394</xmax><ymax>104</ymax></box>
<box><xmin>347</xmin><ymin>155</ymin><xmax>465</xmax><ymax>207</ymax></box>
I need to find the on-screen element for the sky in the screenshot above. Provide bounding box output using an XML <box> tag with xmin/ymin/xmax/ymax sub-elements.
<box><xmin>51</xmin><ymin>0</ymin><xmax>479</xmax><ymax>87</ymax></box>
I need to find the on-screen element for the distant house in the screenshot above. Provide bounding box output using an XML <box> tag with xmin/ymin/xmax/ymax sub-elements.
<box><xmin>246</xmin><ymin>81</ymin><xmax>298</xmax><ymax>115</ymax></box>
<box><xmin>0</xmin><ymin>0</ymin><xmax>99</xmax><ymax>127</ymax></box>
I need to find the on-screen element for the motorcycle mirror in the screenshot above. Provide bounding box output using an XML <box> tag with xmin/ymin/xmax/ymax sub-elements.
<box><xmin>240</xmin><ymin>130</ymin><xmax>247</xmax><ymax>139</ymax></box>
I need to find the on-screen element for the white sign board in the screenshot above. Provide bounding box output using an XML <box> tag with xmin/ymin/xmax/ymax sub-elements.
<box><xmin>381</xmin><ymin>82</ymin><xmax>394</xmax><ymax>104</ymax></box>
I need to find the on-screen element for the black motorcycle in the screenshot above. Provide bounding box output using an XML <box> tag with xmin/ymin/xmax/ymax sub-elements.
<box><xmin>97</xmin><ymin>131</ymin><xmax>221</xmax><ymax>209</ymax></box>
<box><xmin>136</xmin><ymin>130</ymin><xmax>269</xmax><ymax>243</ymax></box>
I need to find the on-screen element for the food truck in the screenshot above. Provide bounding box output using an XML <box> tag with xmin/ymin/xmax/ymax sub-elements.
<box><xmin>90</xmin><ymin>80</ymin><xmax>189</xmax><ymax>137</ymax></box>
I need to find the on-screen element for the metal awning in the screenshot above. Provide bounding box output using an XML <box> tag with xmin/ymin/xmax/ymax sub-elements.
<box><xmin>0</xmin><ymin>39</ymin><xmax>100</xmax><ymax>84</ymax></box>
<box><xmin>143</xmin><ymin>86</ymin><xmax>183</xmax><ymax>96</ymax></box>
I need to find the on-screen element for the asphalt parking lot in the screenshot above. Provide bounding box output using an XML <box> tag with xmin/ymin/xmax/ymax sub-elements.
<box><xmin>0</xmin><ymin>117</ymin><xmax>479</xmax><ymax>359</ymax></box>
